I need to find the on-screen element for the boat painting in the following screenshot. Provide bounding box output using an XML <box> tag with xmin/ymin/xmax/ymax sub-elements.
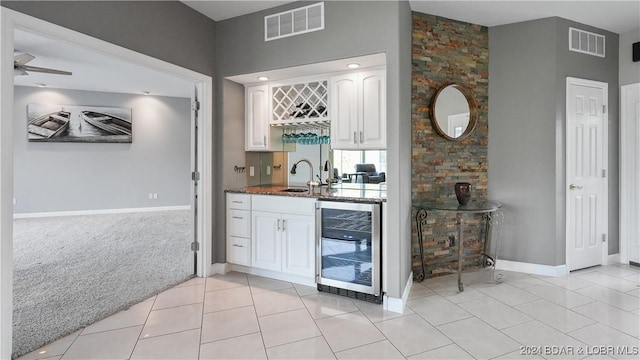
<box><xmin>27</xmin><ymin>111</ymin><xmax>71</xmax><ymax>140</ymax></box>
<box><xmin>27</xmin><ymin>104</ymin><xmax>132</xmax><ymax>143</ymax></box>
<box><xmin>81</xmin><ymin>111</ymin><xmax>132</xmax><ymax>136</ymax></box>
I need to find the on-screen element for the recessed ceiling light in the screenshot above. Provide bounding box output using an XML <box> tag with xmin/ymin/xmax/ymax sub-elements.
<box><xmin>35</xmin><ymin>83</ymin><xmax>46</xmax><ymax>88</ymax></box>
<box><xmin>347</xmin><ymin>63</ymin><xmax>360</xmax><ymax>69</ymax></box>
<box><xmin>142</xmin><ymin>91</ymin><xmax>150</xmax><ymax>95</ymax></box>
<box><xmin>257</xmin><ymin>76</ymin><xmax>269</xmax><ymax>81</ymax></box>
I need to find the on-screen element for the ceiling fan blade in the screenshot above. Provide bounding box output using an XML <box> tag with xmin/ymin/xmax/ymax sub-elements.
<box><xmin>14</xmin><ymin>53</ymin><xmax>35</xmax><ymax>66</ymax></box>
<box><xmin>18</xmin><ymin>65</ymin><xmax>72</xmax><ymax>76</ymax></box>
<box><xmin>14</xmin><ymin>69</ymin><xmax>28</xmax><ymax>77</ymax></box>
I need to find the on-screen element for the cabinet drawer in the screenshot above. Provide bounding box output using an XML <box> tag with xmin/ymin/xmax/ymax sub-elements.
<box><xmin>227</xmin><ymin>236</ymin><xmax>251</xmax><ymax>266</ymax></box>
<box><xmin>252</xmin><ymin>195</ymin><xmax>316</xmax><ymax>215</ymax></box>
<box><xmin>227</xmin><ymin>193</ymin><xmax>251</xmax><ymax>210</ymax></box>
<box><xmin>228</xmin><ymin>209</ymin><xmax>250</xmax><ymax>238</ymax></box>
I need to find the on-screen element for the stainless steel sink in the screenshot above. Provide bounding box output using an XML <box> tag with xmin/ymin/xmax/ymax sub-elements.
<box><xmin>280</xmin><ymin>188</ymin><xmax>308</xmax><ymax>193</ymax></box>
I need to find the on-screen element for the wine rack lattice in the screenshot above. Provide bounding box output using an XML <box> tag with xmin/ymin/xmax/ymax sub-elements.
<box><xmin>272</xmin><ymin>80</ymin><xmax>328</xmax><ymax>123</ymax></box>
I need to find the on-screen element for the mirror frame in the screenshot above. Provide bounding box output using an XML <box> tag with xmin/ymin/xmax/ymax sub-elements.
<box><xmin>429</xmin><ymin>83</ymin><xmax>478</xmax><ymax>141</ymax></box>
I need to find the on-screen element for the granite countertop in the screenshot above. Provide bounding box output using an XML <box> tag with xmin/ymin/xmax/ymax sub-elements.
<box><xmin>226</xmin><ymin>183</ymin><xmax>386</xmax><ymax>203</ymax></box>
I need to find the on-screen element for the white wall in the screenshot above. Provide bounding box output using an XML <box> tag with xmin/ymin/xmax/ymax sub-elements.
<box><xmin>14</xmin><ymin>86</ymin><xmax>191</xmax><ymax>213</ymax></box>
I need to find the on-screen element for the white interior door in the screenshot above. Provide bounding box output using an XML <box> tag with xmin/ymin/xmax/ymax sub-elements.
<box><xmin>620</xmin><ymin>83</ymin><xmax>640</xmax><ymax>265</ymax></box>
<box><xmin>566</xmin><ymin>77</ymin><xmax>608</xmax><ymax>271</ymax></box>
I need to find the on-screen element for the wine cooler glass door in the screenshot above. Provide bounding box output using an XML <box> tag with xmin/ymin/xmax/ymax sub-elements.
<box><xmin>317</xmin><ymin>202</ymin><xmax>380</xmax><ymax>295</ymax></box>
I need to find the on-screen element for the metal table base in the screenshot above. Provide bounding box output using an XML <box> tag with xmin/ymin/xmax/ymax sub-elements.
<box><xmin>414</xmin><ymin>200</ymin><xmax>504</xmax><ymax>291</ymax></box>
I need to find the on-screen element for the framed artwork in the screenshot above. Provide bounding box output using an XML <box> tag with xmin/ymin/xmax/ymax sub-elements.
<box><xmin>27</xmin><ymin>104</ymin><xmax>132</xmax><ymax>143</ymax></box>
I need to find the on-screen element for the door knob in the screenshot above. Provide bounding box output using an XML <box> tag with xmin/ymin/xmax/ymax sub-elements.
<box><xmin>569</xmin><ymin>184</ymin><xmax>583</xmax><ymax>190</ymax></box>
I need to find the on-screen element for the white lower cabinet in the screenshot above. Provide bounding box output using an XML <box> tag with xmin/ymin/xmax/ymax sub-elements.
<box><xmin>226</xmin><ymin>193</ymin><xmax>252</xmax><ymax>266</ymax></box>
<box><xmin>251</xmin><ymin>195</ymin><xmax>316</xmax><ymax>279</ymax></box>
<box><xmin>281</xmin><ymin>213</ymin><xmax>315</xmax><ymax>277</ymax></box>
<box><xmin>251</xmin><ymin>211</ymin><xmax>315</xmax><ymax>277</ymax></box>
<box><xmin>226</xmin><ymin>193</ymin><xmax>316</xmax><ymax>282</ymax></box>
<box><xmin>251</xmin><ymin>211</ymin><xmax>282</xmax><ymax>271</ymax></box>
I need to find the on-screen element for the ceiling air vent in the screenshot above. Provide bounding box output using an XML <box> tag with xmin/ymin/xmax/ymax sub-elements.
<box><xmin>265</xmin><ymin>2</ymin><xmax>324</xmax><ymax>41</ymax></box>
<box><xmin>569</xmin><ymin>27</ymin><xmax>605</xmax><ymax>57</ymax></box>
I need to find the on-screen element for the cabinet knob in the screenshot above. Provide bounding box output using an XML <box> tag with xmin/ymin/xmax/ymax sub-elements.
<box><xmin>360</xmin><ymin>131</ymin><xmax>363</xmax><ymax>143</ymax></box>
<box><xmin>232</xmin><ymin>216</ymin><xmax>243</xmax><ymax>219</ymax></box>
<box><xmin>569</xmin><ymin>184</ymin><xmax>583</xmax><ymax>190</ymax></box>
<box><xmin>232</xmin><ymin>244</ymin><xmax>244</xmax><ymax>248</ymax></box>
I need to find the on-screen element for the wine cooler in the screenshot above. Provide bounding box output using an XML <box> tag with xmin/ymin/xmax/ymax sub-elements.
<box><xmin>315</xmin><ymin>200</ymin><xmax>382</xmax><ymax>303</ymax></box>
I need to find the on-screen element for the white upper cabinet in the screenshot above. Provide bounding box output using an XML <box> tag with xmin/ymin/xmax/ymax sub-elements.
<box><xmin>245</xmin><ymin>84</ymin><xmax>270</xmax><ymax>151</ymax></box>
<box><xmin>330</xmin><ymin>68</ymin><xmax>386</xmax><ymax>150</ymax></box>
<box><xmin>330</xmin><ymin>73</ymin><xmax>359</xmax><ymax>149</ymax></box>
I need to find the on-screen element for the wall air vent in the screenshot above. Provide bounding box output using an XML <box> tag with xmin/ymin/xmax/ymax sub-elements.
<box><xmin>265</xmin><ymin>2</ymin><xmax>324</xmax><ymax>41</ymax></box>
<box><xmin>569</xmin><ymin>27</ymin><xmax>605</xmax><ymax>57</ymax></box>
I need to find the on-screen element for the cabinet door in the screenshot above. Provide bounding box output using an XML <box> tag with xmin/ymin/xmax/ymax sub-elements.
<box><xmin>359</xmin><ymin>69</ymin><xmax>386</xmax><ymax>149</ymax></box>
<box><xmin>282</xmin><ymin>213</ymin><xmax>315</xmax><ymax>277</ymax></box>
<box><xmin>330</xmin><ymin>74</ymin><xmax>359</xmax><ymax>150</ymax></box>
<box><xmin>252</xmin><ymin>211</ymin><xmax>282</xmax><ymax>271</ymax></box>
<box><xmin>245</xmin><ymin>84</ymin><xmax>269</xmax><ymax>151</ymax></box>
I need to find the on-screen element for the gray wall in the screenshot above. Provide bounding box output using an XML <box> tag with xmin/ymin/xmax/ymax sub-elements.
<box><xmin>554</xmin><ymin>18</ymin><xmax>619</xmax><ymax>257</ymax></box>
<box><xmin>215</xmin><ymin>0</ymin><xmax>412</xmax><ymax>298</ymax></box>
<box><xmin>221</xmin><ymin>79</ymin><xmax>248</xmax><ymax>190</ymax></box>
<box><xmin>620</xmin><ymin>28</ymin><xmax>640</xmax><ymax>86</ymax></box>
<box><xmin>2</xmin><ymin>0</ymin><xmax>218</xmax><ymax>243</ymax></box>
<box><xmin>489</xmin><ymin>17</ymin><xmax>619</xmax><ymax>266</ymax></box>
<box><xmin>1</xmin><ymin>1</ymin><xmax>216</xmax><ymax>76</ymax></box>
<box><xmin>13</xmin><ymin>86</ymin><xmax>191</xmax><ymax>213</ymax></box>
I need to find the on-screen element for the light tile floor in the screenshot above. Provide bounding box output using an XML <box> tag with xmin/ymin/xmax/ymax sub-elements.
<box><xmin>18</xmin><ymin>264</ymin><xmax>640</xmax><ymax>360</ymax></box>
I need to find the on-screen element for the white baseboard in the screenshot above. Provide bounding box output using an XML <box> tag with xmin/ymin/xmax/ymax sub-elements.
<box><xmin>210</xmin><ymin>263</ymin><xmax>231</xmax><ymax>276</ymax></box>
<box><xmin>13</xmin><ymin>205</ymin><xmax>191</xmax><ymax>219</ymax></box>
<box><xmin>606</xmin><ymin>253</ymin><xmax>621</xmax><ymax>265</ymax></box>
<box><xmin>384</xmin><ymin>272</ymin><xmax>413</xmax><ymax>314</ymax></box>
<box><xmin>230</xmin><ymin>265</ymin><xmax>316</xmax><ymax>287</ymax></box>
<box><xmin>495</xmin><ymin>259</ymin><xmax>569</xmax><ymax>277</ymax></box>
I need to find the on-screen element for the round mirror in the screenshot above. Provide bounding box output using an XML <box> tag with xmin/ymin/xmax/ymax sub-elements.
<box><xmin>430</xmin><ymin>84</ymin><xmax>478</xmax><ymax>141</ymax></box>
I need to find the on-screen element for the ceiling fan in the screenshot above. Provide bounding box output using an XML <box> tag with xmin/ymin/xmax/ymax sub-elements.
<box><xmin>14</xmin><ymin>53</ymin><xmax>72</xmax><ymax>76</ymax></box>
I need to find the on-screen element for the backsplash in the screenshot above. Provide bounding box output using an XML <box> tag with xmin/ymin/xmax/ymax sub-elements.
<box><xmin>411</xmin><ymin>13</ymin><xmax>489</xmax><ymax>278</ymax></box>
<box><xmin>245</xmin><ymin>145</ymin><xmax>329</xmax><ymax>187</ymax></box>
<box><xmin>245</xmin><ymin>152</ymin><xmax>288</xmax><ymax>187</ymax></box>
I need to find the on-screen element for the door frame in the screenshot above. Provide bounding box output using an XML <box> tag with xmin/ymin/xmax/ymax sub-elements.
<box><xmin>0</xmin><ymin>8</ymin><xmax>213</xmax><ymax>357</ymax></box>
<box><xmin>565</xmin><ymin>77</ymin><xmax>608</xmax><ymax>270</ymax></box>
<box><xmin>619</xmin><ymin>83</ymin><xmax>640</xmax><ymax>264</ymax></box>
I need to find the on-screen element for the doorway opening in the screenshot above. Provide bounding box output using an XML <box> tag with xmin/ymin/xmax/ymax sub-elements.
<box><xmin>1</xmin><ymin>9</ymin><xmax>213</xmax><ymax>359</ymax></box>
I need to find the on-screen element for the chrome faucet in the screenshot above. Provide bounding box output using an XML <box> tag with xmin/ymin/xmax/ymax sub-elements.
<box><xmin>290</xmin><ymin>158</ymin><xmax>320</xmax><ymax>192</ymax></box>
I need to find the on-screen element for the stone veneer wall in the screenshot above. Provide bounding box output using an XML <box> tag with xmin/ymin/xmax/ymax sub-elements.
<box><xmin>411</xmin><ymin>12</ymin><xmax>489</xmax><ymax>278</ymax></box>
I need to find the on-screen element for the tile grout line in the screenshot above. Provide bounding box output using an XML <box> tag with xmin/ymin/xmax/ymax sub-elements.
<box><xmin>127</xmin><ymin>294</ymin><xmax>159</xmax><ymax>359</ymax></box>
<box><xmin>246</xmin><ymin>275</ymin><xmax>270</xmax><ymax>359</ymax></box>
<box><xmin>197</xmin><ymin>277</ymin><xmax>209</xmax><ymax>359</ymax></box>
<box><xmin>294</xmin><ymin>284</ymin><xmax>338</xmax><ymax>358</ymax></box>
